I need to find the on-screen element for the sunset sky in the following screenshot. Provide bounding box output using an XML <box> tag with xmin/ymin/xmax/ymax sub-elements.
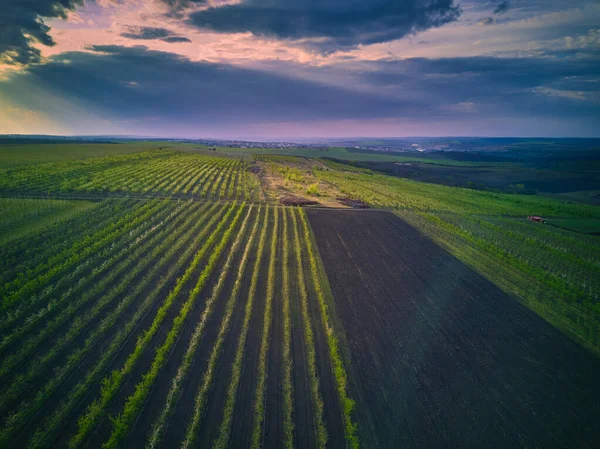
<box><xmin>1</xmin><ymin>0</ymin><xmax>599</xmax><ymax>138</ymax></box>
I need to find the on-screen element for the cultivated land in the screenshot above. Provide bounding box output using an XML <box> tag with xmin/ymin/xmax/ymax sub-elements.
<box><xmin>0</xmin><ymin>140</ymin><xmax>599</xmax><ymax>449</ymax></box>
<box><xmin>307</xmin><ymin>209</ymin><xmax>600</xmax><ymax>449</ymax></box>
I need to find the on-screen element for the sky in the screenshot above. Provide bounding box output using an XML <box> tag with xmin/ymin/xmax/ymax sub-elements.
<box><xmin>0</xmin><ymin>0</ymin><xmax>599</xmax><ymax>139</ymax></box>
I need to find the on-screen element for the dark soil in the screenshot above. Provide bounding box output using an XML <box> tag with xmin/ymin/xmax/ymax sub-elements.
<box><xmin>306</xmin><ymin>209</ymin><xmax>600</xmax><ymax>449</ymax></box>
<box><xmin>280</xmin><ymin>196</ymin><xmax>320</xmax><ymax>207</ymax></box>
<box><xmin>336</xmin><ymin>197</ymin><xmax>370</xmax><ymax>209</ymax></box>
<box><xmin>262</xmin><ymin>213</ymin><xmax>285</xmax><ymax>449</ymax></box>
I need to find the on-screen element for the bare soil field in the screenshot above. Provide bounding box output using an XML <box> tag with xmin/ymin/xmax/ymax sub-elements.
<box><xmin>306</xmin><ymin>209</ymin><xmax>600</xmax><ymax>449</ymax></box>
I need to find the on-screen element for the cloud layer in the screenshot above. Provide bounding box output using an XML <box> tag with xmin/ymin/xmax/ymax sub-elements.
<box><xmin>120</xmin><ymin>27</ymin><xmax>191</xmax><ymax>43</ymax></box>
<box><xmin>1</xmin><ymin>45</ymin><xmax>597</xmax><ymax>136</ymax></box>
<box><xmin>0</xmin><ymin>0</ymin><xmax>83</xmax><ymax>64</ymax></box>
<box><xmin>188</xmin><ymin>0</ymin><xmax>462</xmax><ymax>51</ymax></box>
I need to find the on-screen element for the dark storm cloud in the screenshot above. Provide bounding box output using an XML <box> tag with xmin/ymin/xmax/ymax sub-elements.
<box><xmin>160</xmin><ymin>0</ymin><xmax>207</xmax><ymax>16</ymax></box>
<box><xmin>493</xmin><ymin>1</ymin><xmax>510</xmax><ymax>14</ymax></box>
<box><xmin>188</xmin><ymin>0</ymin><xmax>462</xmax><ymax>52</ymax></box>
<box><xmin>0</xmin><ymin>0</ymin><xmax>83</xmax><ymax>65</ymax></box>
<box><xmin>1</xmin><ymin>45</ymin><xmax>597</xmax><ymax>132</ymax></box>
<box><xmin>1</xmin><ymin>45</ymin><xmax>409</xmax><ymax>125</ymax></box>
<box><xmin>119</xmin><ymin>27</ymin><xmax>191</xmax><ymax>43</ymax></box>
<box><xmin>120</xmin><ymin>27</ymin><xmax>172</xmax><ymax>40</ymax></box>
<box><xmin>357</xmin><ymin>56</ymin><xmax>600</xmax><ymax>117</ymax></box>
<box><xmin>161</xmin><ymin>36</ymin><xmax>192</xmax><ymax>43</ymax></box>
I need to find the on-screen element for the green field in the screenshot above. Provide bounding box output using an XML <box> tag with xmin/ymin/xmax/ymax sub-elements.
<box><xmin>198</xmin><ymin>145</ymin><xmax>506</xmax><ymax>166</ymax></box>
<box><xmin>0</xmin><ymin>141</ymin><xmax>598</xmax><ymax>449</ymax></box>
<box><xmin>0</xmin><ymin>142</ymin><xmax>166</xmax><ymax>168</ymax></box>
<box><xmin>0</xmin><ymin>148</ymin><xmax>259</xmax><ymax>200</ymax></box>
<box><xmin>546</xmin><ymin>217</ymin><xmax>600</xmax><ymax>234</ymax></box>
<box><xmin>0</xmin><ymin>198</ymin><xmax>96</xmax><ymax>243</ymax></box>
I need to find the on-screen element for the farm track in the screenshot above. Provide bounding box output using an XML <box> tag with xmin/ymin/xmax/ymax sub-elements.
<box><xmin>307</xmin><ymin>208</ymin><xmax>600</xmax><ymax>449</ymax></box>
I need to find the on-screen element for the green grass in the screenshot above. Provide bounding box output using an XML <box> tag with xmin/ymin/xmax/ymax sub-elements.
<box><xmin>546</xmin><ymin>218</ymin><xmax>600</xmax><ymax>234</ymax></box>
<box><xmin>0</xmin><ymin>198</ymin><xmax>96</xmax><ymax>244</ymax></box>
<box><xmin>317</xmin><ymin>170</ymin><xmax>600</xmax><ymax>217</ymax></box>
<box><xmin>0</xmin><ymin>142</ymin><xmax>163</xmax><ymax>168</ymax></box>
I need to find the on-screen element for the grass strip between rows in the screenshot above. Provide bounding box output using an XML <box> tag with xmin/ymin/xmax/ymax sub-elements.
<box><xmin>67</xmin><ymin>202</ymin><xmax>242</xmax><ymax>449</ymax></box>
<box><xmin>298</xmin><ymin>209</ymin><xmax>360</xmax><ymax>449</ymax></box>
<box><xmin>179</xmin><ymin>204</ymin><xmax>260</xmax><ymax>449</ymax></box>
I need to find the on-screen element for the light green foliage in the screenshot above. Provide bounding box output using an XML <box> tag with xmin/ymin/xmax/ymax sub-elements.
<box><xmin>0</xmin><ymin>198</ymin><xmax>96</xmax><ymax>244</ymax></box>
<box><xmin>276</xmin><ymin>165</ymin><xmax>305</xmax><ymax>183</ymax></box>
<box><xmin>0</xmin><ymin>149</ymin><xmax>253</xmax><ymax>200</ymax></box>
<box><xmin>253</xmin><ymin>154</ymin><xmax>302</xmax><ymax>163</ymax></box>
<box><xmin>306</xmin><ymin>183</ymin><xmax>320</xmax><ymax>196</ymax></box>
<box><xmin>317</xmin><ymin>169</ymin><xmax>600</xmax><ymax>217</ymax></box>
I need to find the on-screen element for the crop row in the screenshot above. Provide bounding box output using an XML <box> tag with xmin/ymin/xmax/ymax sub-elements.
<box><xmin>0</xmin><ymin>201</ymin><xmax>219</xmax><ymax>448</ymax></box>
<box><xmin>253</xmin><ymin>154</ymin><xmax>302</xmax><ymax>163</ymax></box>
<box><xmin>25</xmin><ymin>202</ymin><xmax>228</xmax><ymax>449</ymax></box>
<box><xmin>0</xmin><ymin>150</ymin><xmax>257</xmax><ymax>200</ymax></box>
<box><xmin>179</xmin><ymin>205</ymin><xmax>260</xmax><ymax>449</ymax></box>
<box><xmin>0</xmin><ymin>199</ymin><xmax>140</xmax><ymax>293</ymax></box>
<box><xmin>0</xmin><ymin>199</ymin><xmax>360</xmax><ymax>448</ymax></box>
<box><xmin>0</xmin><ymin>200</ymin><xmax>182</xmax><ymax>342</ymax></box>
<box><xmin>66</xmin><ymin>202</ymin><xmax>245</xmax><ymax>449</ymax></box>
<box><xmin>249</xmin><ymin>206</ymin><xmax>279</xmax><ymax>449</ymax></box>
<box><xmin>0</xmin><ymin>202</ymin><xmax>200</xmax><ymax>417</ymax></box>
<box><xmin>0</xmin><ymin>199</ymin><xmax>137</xmax><ymax>285</ymax></box>
<box><xmin>0</xmin><ymin>199</ymin><xmax>163</xmax><ymax>311</ymax></box>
